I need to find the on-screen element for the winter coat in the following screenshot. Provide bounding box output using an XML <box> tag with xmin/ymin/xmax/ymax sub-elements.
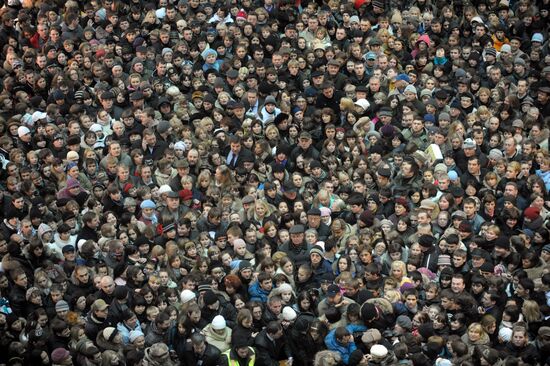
<box><xmin>254</xmin><ymin>328</ymin><xmax>292</xmax><ymax>366</ymax></box>
<box><xmin>84</xmin><ymin>312</ymin><xmax>110</xmax><ymax>344</ymax></box>
<box><xmin>182</xmin><ymin>341</ymin><xmax>221</xmax><ymax>366</ymax></box>
<box><xmin>325</xmin><ymin>324</ymin><xmax>366</xmax><ymax>364</ymax></box>
<box><xmin>203</xmin><ymin>324</ymin><xmax>232</xmax><ymax>353</ymax></box>
<box><xmin>144</xmin><ymin>321</ymin><xmax>169</xmax><ymax>346</ymax></box>
<box><xmin>117</xmin><ymin>319</ymin><xmax>142</xmax><ymax>345</ymax></box>
<box><xmin>231</xmin><ymin>324</ymin><xmax>254</xmax><ymax>346</ymax></box>
<box><xmin>460</xmin><ymin>332</ymin><xmax>490</xmax><ymax>354</ymax></box>
<box><xmin>279</xmin><ymin>241</ymin><xmax>312</xmax><ymax>268</ymax></box>
<box><xmin>248</xmin><ymin>281</ymin><xmax>271</xmax><ymax>303</ymax></box>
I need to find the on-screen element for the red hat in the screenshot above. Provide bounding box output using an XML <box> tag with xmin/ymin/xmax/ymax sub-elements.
<box><xmin>96</xmin><ymin>48</ymin><xmax>106</xmax><ymax>58</ymax></box>
<box><xmin>355</xmin><ymin>0</ymin><xmax>367</xmax><ymax>9</ymax></box>
<box><xmin>236</xmin><ymin>9</ymin><xmax>247</xmax><ymax>20</ymax></box>
<box><xmin>524</xmin><ymin>207</ymin><xmax>540</xmax><ymax>220</ymax></box>
<box><xmin>51</xmin><ymin>348</ymin><xmax>70</xmax><ymax>363</ymax></box>
<box><xmin>179</xmin><ymin>189</ymin><xmax>193</xmax><ymax>201</ymax></box>
<box><xmin>123</xmin><ymin>183</ymin><xmax>134</xmax><ymax>193</ymax></box>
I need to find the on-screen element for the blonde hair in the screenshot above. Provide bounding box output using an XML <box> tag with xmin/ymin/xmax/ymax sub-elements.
<box><xmin>384</xmin><ymin>289</ymin><xmax>402</xmax><ymax>303</ymax></box>
<box><xmin>391</xmin><ymin>260</ymin><xmax>407</xmax><ymax>278</ymax></box>
<box><xmin>339</xmin><ymin>97</ymin><xmax>355</xmax><ymax>112</ymax></box>
<box><xmin>467</xmin><ymin>322</ymin><xmax>485</xmax><ymax>337</ymax></box>
<box><xmin>522</xmin><ymin>300</ymin><xmax>541</xmax><ymax>323</ymax></box>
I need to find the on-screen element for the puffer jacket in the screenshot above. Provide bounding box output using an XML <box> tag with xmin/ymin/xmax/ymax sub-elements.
<box><xmin>248</xmin><ymin>281</ymin><xmax>270</xmax><ymax>303</ymax></box>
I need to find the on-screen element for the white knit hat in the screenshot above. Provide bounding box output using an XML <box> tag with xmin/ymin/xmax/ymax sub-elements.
<box><xmin>129</xmin><ymin>329</ymin><xmax>144</xmax><ymax>342</ymax></box>
<box><xmin>282</xmin><ymin>306</ymin><xmax>297</xmax><ymax>321</ymax></box>
<box><xmin>180</xmin><ymin>289</ymin><xmax>196</xmax><ymax>304</ymax></box>
<box><xmin>212</xmin><ymin>315</ymin><xmax>226</xmax><ymax>330</ymax></box>
<box><xmin>17</xmin><ymin>126</ymin><xmax>30</xmax><ymax>138</ymax></box>
<box><xmin>370</xmin><ymin>344</ymin><xmax>388</xmax><ymax>358</ymax></box>
<box><xmin>158</xmin><ymin>185</ymin><xmax>173</xmax><ymax>194</ymax></box>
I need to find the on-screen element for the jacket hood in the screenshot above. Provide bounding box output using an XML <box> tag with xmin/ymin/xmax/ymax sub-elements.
<box><xmin>416</xmin><ymin>34</ymin><xmax>431</xmax><ymax>47</ymax></box>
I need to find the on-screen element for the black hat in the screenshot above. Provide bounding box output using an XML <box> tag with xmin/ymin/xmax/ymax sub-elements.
<box><xmin>318</xmin><ymin>273</ymin><xmax>334</xmax><ymax>285</ymax></box>
<box><xmin>62</xmin><ymin>211</ymin><xmax>76</xmax><ymax>222</ymax></box>
<box><xmin>101</xmin><ymin>91</ymin><xmax>115</xmax><ymax>100</ymax></box>
<box><xmin>309</xmin><ymin>160</ymin><xmax>322</xmax><ymax>169</ymax></box>
<box><xmin>134</xmin><ymin>236</ymin><xmax>152</xmax><ymax>247</ymax></box>
<box><xmin>239</xmin><ymin>260</ymin><xmax>252</xmax><ymax>271</ymax></box>
<box><xmin>226</xmin><ymin>69</ymin><xmax>239</xmax><ymax>78</ymax></box>
<box><xmin>289</xmin><ymin>225</ymin><xmax>305</xmax><ymax>234</ymax></box>
<box><xmin>67</xmin><ymin>135</ymin><xmax>80</xmax><ymax>146</ymax></box>
<box><xmin>311</xmin><ymin>70</ymin><xmax>324</xmax><ymax>78</ymax></box>
<box><xmin>130</xmin><ymin>90</ymin><xmax>144</xmax><ymax>100</ymax></box>
<box><xmin>203</xmin><ymin>290</ymin><xmax>219</xmax><ymax>306</ymax></box>
<box><xmin>326</xmin><ymin>284</ymin><xmax>340</xmax><ymax>297</ymax></box>
<box><xmin>377</xmin><ymin>166</ymin><xmax>391</xmax><ymax>178</ymax></box>
<box><xmin>307</xmin><ymin>207</ymin><xmax>321</xmax><ymax>216</ymax></box>
<box><xmin>166</xmin><ymin>191</ymin><xmax>179</xmax><ymax>199</ymax></box>
<box><xmin>479</xmin><ymin>262</ymin><xmax>494</xmax><ymax>273</ymax></box>
<box><xmin>418</xmin><ymin>235</ymin><xmax>435</xmax><ymax>247</ymax></box>
<box><xmin>62</xmin><ymin>245</ymin><xmax>75</xmax><ymax>254</ymax></box>
<box><xmin>450</xmin><ymin>186</ymin><xmax>464</xmax><ymax>197</ymax></box>
<box><xmin>494</xmin><ymin>236</ymin><xmax>510</xmax><ymax>250</ymax></box>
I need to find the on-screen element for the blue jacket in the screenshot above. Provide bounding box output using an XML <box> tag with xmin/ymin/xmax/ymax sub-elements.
<box><xmin>324</xmin><ymin>324</ymin><xmax>367</xmax><ymax>364</ymax></box>
<box><xmin>536</xmin><ymin>169</ymin><xmax>550</xmax><ymax>191</ymax></box>
<box><xmin>117</xmin><ymin>319</ymin><xmax>142</xmax><ymax>345</ymax></box>
<box><xmin>248</xmin><ymin>281</ymin><xmax>270</xmax><ymax>303</ymax></box>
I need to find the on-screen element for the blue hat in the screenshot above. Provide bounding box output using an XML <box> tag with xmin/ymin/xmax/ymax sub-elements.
<box><xmin>448</xmin><ymin>170</ymin><xmax>458</xmax><ymax>180</ymax></box>
<box><xmin>424</xmin><ymin>114</ymin><xmax>436</xmax><ymax>123</ymax></box>
<box><xmin>305</xmin><ymin>87</ymin><xmax>317</xmax><ymax>97</ymax></box>
<box><xmin>450</xmin><ymin>99</ymin><xmax>461</xmax><ymax>109</ymax></box>
<box><xmin>140</xmin><ymin>199</ymin><xmax>156</xmax><ymax>209</ymax></box>
<box><xmin>201</xmin><ymin>48</ymin><xmax>217</xmax><ymax>60</ymax></box>
<box><xmin>66</xmin><ymin>162</ymin><xmax>78</xmax><ymax>172</ymax></box>
<box><xmin>366</xmin><ymin>51</ymin><xmax>377</xmax><ymax>60</ymax></box>
<box><xmin>532</xmin><ymin>33</ymin><xmax>544</xmax><ymax>43</ymax></box>
<box><xmin>396</xmin><ymin>74</ymin><xmax>410</xmax><ymax>83</ymax></box>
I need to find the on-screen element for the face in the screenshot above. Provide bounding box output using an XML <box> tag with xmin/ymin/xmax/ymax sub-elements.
<box><xmin>451</xmin><ymin>278</ymin><xmax>464</xmax><ymax>293</ymax></box>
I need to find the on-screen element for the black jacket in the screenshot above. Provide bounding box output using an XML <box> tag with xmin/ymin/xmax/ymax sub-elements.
<box><xmin>8</xmin><ymin>285</ymin><xmax>27</xmax><ymax>317</ymax></box>
<box><xmin>76</xmin><ymin>225</ymin><xmax>99</xmax><ymax>244</ymax></box>
<box><xmin>84</xmin><ymin>312</ymin><xmax>111</xmax><ymax>345</ymax></box>
<box><xmin>254</xmin><ymin>329</ymin><xmax>291</xmax><ymax>366</ymax></box>
<box><xmin>278</xmin><ymin>241</ymin><xmax>311</xmax><ymax>269</ymax></box>
<box><xmin>182</xmin><ymin>342</ymin><xmax>221</xmax><ymax>366</ymax></box>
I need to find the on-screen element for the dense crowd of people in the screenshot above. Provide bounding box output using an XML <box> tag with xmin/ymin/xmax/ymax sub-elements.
<box><xmin>0</xmin><ymin>0</ymin><xmax>549</xmax><ymax>365</ymax></box>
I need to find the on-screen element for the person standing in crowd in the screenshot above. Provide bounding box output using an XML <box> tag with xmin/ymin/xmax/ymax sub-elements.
<box><xmin>0</xmin><ymin>1</ymin><xmax>548</xmax><ymax>365</ymax></box>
